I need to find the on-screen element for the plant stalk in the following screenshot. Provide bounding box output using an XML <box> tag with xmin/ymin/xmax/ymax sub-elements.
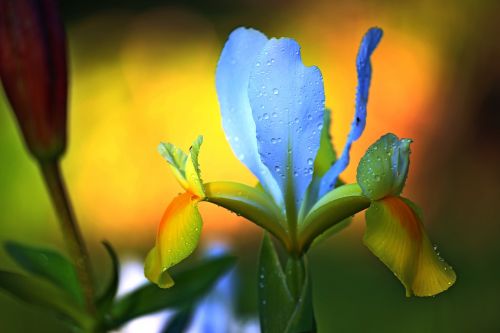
<box><xmin>39</xmin><ymin>159</ymin><xmax>96</xmax><ymax>314</ymax></box>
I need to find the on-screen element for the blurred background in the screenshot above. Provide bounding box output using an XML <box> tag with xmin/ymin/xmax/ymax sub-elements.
<box><xmin>1</xmin><ymin>0</ymin><xmax>499</xmax><ymax>331</ymax></box>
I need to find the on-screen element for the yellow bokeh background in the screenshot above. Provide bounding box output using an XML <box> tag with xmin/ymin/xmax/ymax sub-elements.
<box><xmin>56</xmin><ymin>5</ymin><xmax>439</xmax><ymax>250</ymax></box>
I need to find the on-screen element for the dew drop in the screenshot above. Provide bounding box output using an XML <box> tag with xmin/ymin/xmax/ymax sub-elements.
<box><xmin>275</xmin><ymin>165</ymin><xmax>280</xmax><ymax>172</ymax></box>
<box><xmin>263</xmin><ymin>113</ymin><xmax>269</xmax><ymax>120</ymax></box>
<box><xmin>273</xmin><ymin>88</ymin><xmax>279</xmax><ymax>95</ymax></box>
<box><xmin>307</xmin><ymin>158</ymin><xmax>313</xmax><ymax>165</ymax></box>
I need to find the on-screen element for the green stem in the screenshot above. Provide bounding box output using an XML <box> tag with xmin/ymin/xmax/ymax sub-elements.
<box><xmin>285</xmin><ymin>255</ymin><xmax>316</xmax><ymax>332</ymax></box>
<box><xmin>286</xmin><ymin>256</ymin><xmax>305</xmax><ymax>300</ymax></box>
<box><xmin>39</xmin><ymin>159</ymin><xmax>96</xmax><ymax>315</ymax></box>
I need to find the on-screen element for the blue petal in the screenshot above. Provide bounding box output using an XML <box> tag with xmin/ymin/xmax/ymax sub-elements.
<box><xmin>318</xmin><ymin>27</ymin><xmax>383</xmax><ymax>198</ymax></box>
<box><xmin>216</xmin><ymin>27</ymin><xmax>283</xmax><ymax>207</ymax></box>
<box><xmin>248</xmin><ymin>38</ymin><xmax>325</xmax><ymax>211</ymax></box>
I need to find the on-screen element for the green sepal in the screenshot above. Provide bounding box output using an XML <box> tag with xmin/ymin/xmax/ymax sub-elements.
<box><xmin>4</xmin><ymin>241</ymin><xmax>83</xmax><ymax>305</ymax></box>
<box><xmin>298</xmin><ymin>184</ymin><xmax>371</xmax><ymax>252</ymax></box>
<box><xmin>0</xmin><ymin>270</ymin><xmax>92</xmax><ymax>329</ymax></box>
<box><xmin>96</xmin><ymin>241</ymin><xmax>120</xmax><ymax>312</ymax></box>
<box><xmin>310</xmin><ymin>217</ymin><xmax>352</xmax><ymax>248</ymax></box>
<box><xmin>159</xmin><ymin>135</ymin><xmax>205</xmax><ymax>197</ymax></box>
<box><xmin>205</xmin><ymin>181</ymin><xmax>289</xmax><ymax>250</ymax></box>
<box><xmin>357</xmin><ymin>133</ymin><xmax>412</xmax><ymax>200</ymax></box>
<box><xmin>107</xmin><ymin>255</ymin><xmax>235</xmax><ymax>330</ymax></box>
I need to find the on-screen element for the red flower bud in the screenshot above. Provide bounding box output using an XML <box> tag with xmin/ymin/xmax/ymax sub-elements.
<box><xmin>0</xmin><ymin>0</ymin><xmax>68</xmax><ymax>161</ymax></box>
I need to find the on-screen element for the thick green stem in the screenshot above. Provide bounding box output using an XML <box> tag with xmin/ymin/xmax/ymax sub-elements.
<box><xmin>39</xmin><ymin>160</ymin><xmax>96</xmax><ymax>315</ymax></box>
<box><xmin>286</xmin><ymin>256</ymin><xmax>305</xmax><ymax>300</ymax></box>
<box><xmin>285</xmin><ymin>255</ymin><xmax>316</xmax><ymax>332</ymax></box>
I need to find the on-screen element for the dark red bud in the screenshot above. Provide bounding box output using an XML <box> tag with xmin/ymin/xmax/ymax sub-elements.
<box><xmin>0</xmin><ymin>0</ymin><xmax>68</xmax><ymax>161</ymax></box>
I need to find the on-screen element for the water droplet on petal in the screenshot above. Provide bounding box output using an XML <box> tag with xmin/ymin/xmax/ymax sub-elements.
<box><xmin>307</xmin><ymin>158</ymin><xmax>313</xmax><ymax>165</ymax></box>
<box><xmin>273</xmin><ymin>88</ymin><xmax>279</xmax><ymax>95</ymax></box>
<box><xmin>263</xmin><ymin>113</ymin><xmax>269</xmax><ymax>120</ymax></box>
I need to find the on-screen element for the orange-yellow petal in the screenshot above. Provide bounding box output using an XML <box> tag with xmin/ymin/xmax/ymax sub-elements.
<box><xmin>144</xmin><ymin>192</ymin><xmax>202</xmax><ymax>288</ymax></box>
<box><xmin>364</xmin><ymin>196</ymin><xmax>456</xmax><ymax>296</ymax></box>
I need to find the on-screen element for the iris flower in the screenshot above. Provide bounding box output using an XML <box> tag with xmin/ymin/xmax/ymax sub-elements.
<box><xmin>145</xmin><ymin>27</ymin><xmax>456</xmax><ymax>297</ymax></box>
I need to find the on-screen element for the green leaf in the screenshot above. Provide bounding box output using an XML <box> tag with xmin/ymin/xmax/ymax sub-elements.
<box><xmin>0</xmin><ymin>270</ymin><xmax>91</xmax><ymax>328</ymax></box>
<box><xmin>205</xmin><ymin>181</ymin><xmax>290</xmax><ymax>250</ymax></box>
<box><xmin>356</xmin><ymin>133</ymin><xmax>412</xmax><ymax>200</ymax></box>
<box><xmin>298</xmin><ymin>184</ymin><xmax>371</xmax><ymax>252</ymax></box>
<box><xmin>4</xmin><ymin>241</ymin><xmax>83</xmax><ymax>305</ymax></box>
<box><xmin>161</xmin><ymin>307</ymin><xmax>194</xmax><ymax>333</ymax></box>
<box><xmin>96</xmin><ymin>241</ymin><xmax>120</xmax><ymax>311</ymax></box>
<box><xmin>108</xmin><ymin>256</ymin><xmax>235</xmax><ymax>330</ymax></box>
<box><xmin>258</xmin><ymin>234</ymin><xmax>294</xmax><ymax>333</ymax></box>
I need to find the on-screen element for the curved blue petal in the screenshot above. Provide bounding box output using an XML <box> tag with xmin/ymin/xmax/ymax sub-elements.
<box><xmin>216</xmin><ymin>27</ymin><xmax>283</xmax><ymax>207</ymax></box>
<box><xmin>248</xmin><ymin>38</ymin><xmax>325</xmax><ymax>211</ymax></box>
<box><xmin>318</xmin><ymin>27</ymin><xmax>383</xmax><ymax>198</ymax></box>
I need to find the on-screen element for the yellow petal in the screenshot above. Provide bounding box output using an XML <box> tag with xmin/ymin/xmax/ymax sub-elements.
<box><xmin>144</xmin><ymin>192</ymin><xmax>202</xmax><ymax>288</ymax></box>
<box><xmin>364</xmin><ymin>196</ymin><xmax>456</xmax><ymax>296</ymax></box>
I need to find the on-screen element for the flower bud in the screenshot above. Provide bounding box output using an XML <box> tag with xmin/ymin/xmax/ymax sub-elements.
<box><xmin>0</xmin><ymin>0</ymin><xmax>68</xmax><ymax>160</ymax></box>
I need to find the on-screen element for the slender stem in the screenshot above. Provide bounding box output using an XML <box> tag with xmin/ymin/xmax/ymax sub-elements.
<box><xmin>39</xmin><ymin>159</ymin><xmax>96</xmax><ymax>314</ymax></box>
